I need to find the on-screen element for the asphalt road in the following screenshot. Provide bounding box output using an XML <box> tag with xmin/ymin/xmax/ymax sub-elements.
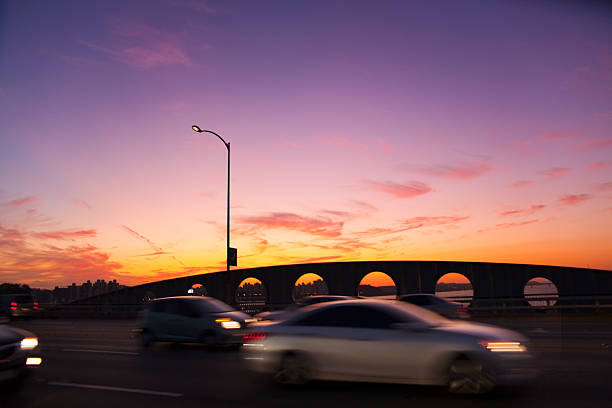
<box><xmin>3</xmin><ymin>316</ymin><xmax>612</xmax><ymax>408</ymax></box>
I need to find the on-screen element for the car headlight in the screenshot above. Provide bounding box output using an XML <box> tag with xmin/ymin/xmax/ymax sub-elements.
<box><xmin>21</xmin><ymin>337</ymin><xmax>38</xmax><ymax>350</ymax></box>
<box><xmin>215</xmin><ymin>318</ymin><xmax>241</xmax><ymax>329</ymax></box>
<box><xmin>479</xmin><ymin>341</ymin><xmax>526</xmax><ymax>352</ymax></box>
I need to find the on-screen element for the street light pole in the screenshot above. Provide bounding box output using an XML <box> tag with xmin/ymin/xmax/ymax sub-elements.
<box><xmin>192</xmin><ymin>125</ymin><xmax>233</xmax><ymax>302</ymax></box>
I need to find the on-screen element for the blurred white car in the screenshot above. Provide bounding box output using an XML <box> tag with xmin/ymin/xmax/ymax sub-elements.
<box><xmin>397</xmin><ymin>294</ymin><xmax>469</xmax><ymax>319</ymax></box>
<box><xmin>255</xmin><ymin>295</ymin><xmax>355</xmax><ymax>322</ymax></box>
<box><xmin>139</xmin><ymin>296</ymin><xmax>252</xmax><ymax>347</ymax></box>
<box><xmin>242</xmin><ymin>299</ymin><xmax>535</xmax><ymax>394</ymax></box>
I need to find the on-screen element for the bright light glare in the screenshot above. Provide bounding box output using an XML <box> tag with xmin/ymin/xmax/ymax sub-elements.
<box><xmin>480</xmin><ymin>341</ymin><xmax>526</xmax><ymax>352</ymax></box>
<box><xmin>21</xmin><ymin>337</ymin><xmax>38</xmax><ymax>350</ymax></box>
<box><xmin>221</xmin><ymin>321</ymin><xmax>241</xmax><ymax>329</ymax></box>
<box><xmin>192</xmin><ymin>125</ymin><xmax>202</xmax><ymax>132</ymax></box>
<box><xmin>26</xmin><ymin>357</ymin><xmax>42</xmax><ymax>366</ymax></box>
<box><xmin>215</xmin><ymin>318</ymin><xmax>240</xmax><ymax>329</ymax></box>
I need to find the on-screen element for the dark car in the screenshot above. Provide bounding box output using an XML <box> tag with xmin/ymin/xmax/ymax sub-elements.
<box><xmin>0</xmin><ymin>294</ymin><xmax>39</xmax><ymax>319</ymax></box>
<box><xmin>0</xmin><ymin>321</ymin><xmax>42</xmax><ymax>385</ymax></box>
<box><xmin>138</xmin><ymin>296</ymin><xmax>252</xmax><ymax>347</ymax></box>
<box><xmin>397</xmin><ymin>294</ymin><xmax>469</xmax><ymax>319</ymax></box>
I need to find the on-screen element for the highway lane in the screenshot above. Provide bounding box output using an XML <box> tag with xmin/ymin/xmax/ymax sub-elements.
<box><xmin>3</xmin><ymin>317</ymin><xmax>612</xmax><ymax>408</ymax></box>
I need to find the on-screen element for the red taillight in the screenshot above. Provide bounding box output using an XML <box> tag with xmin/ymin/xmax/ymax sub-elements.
<box><xmin>243</xmin><ymin>332</ymin><xmax>266</xmax><ymax>341</ymax></box>
<box><xmin>34</xmin><ymin>306</ymin><xmax>39</xmax><ymax>310</ymax></box>
<box><xmin>34</xmin><ymin>302</ymin><xmax>39</xmax><ymax>306</ymax></box>
<box><xmin>10</xmin><ymin>302</ymin><xmax>17</xmax><ymax>306</ymax></box>
<box><xmin>456</xmin><ymin>308</ymin><xmax>468</xmax><ymax>313</ymax></box>
<box><xmin>10</xmin><ymin>306</ymin><xmax>17</xmax><ymax>310</ymax></box>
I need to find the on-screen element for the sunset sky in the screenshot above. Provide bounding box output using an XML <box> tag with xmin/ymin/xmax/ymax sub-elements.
<box><xmin>1</xmin><ymin>1</ymin><xmax>611</xmax><ymax>289</ymax></box>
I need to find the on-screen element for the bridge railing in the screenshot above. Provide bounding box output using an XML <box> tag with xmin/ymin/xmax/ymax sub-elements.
<box><xmin>15</xmin><ymin>294</ymin><xmax>612</xmax><ymax>319</ymax></box>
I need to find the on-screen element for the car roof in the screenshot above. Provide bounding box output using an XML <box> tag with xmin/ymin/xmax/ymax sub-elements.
<box><xmin>149</xmin><ymin>296</ymin><xmax>215</xmax><ymax>302</ymax></box>
<box><xmin>296</xmin><ymin>298</ymin><xmax>442</xmax><ymax>321</ymax></box>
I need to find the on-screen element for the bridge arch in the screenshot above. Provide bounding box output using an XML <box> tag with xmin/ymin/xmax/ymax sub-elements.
<box><xmin>292</xmin><ymin>273</ymin><xmax>329</xmax><ymax>302</ymax></box>
<box><xmin>357</xmin><ymin>271</ymin><xmax>398</xmax><ymax>298</ymax></box>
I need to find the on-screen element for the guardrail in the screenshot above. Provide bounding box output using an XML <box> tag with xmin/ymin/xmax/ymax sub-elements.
<box><xmin>9</xmin><ymin>294</ymin><xmax>612</xmax><ymax>319</ymax></box>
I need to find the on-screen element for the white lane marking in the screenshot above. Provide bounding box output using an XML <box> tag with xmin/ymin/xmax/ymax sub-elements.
<box><xmin>48</xmin><ymin>382</ymin><xmax>182</xmax><ymax>397</ymax></box>
<box><xmin>61</xmin><ymin>348</ymin><xmax>138</xmax><ymax>355</ymax></box>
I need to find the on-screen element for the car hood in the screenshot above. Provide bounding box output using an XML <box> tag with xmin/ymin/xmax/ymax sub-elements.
<box><xmin>0</xmin><ymin>325</ymin><xmax>32</xmax><ymax>345</ymax></box>
<box><xmin>434</xmin><ymin>321</ymin><xmax>528</xmax><ymax>342</ymax></box>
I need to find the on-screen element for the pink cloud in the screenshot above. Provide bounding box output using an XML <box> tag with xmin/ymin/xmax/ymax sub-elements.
<box><xmin>32</xmin><ymin>229</ymin><xmax>97</xmax><ymax>241</ymax></box>
<box><xmin>508</xmin><ymin>180</ymin><xmax>535</xmax><ymax>189</ymax></box>
<box><xmin>6</xmin><ymin>196</ymin><xmax>39</xmax><ymax>207</ymax></box>
<box><xmin>418</xmin><ymin>163</ymin><xmax>492</xmax><ymax>180</ymax></box>
<box><xmin>560</xmin><ymin>194</ymin><xmax>592</xmax><ymax>206</ymax></box>
<box><xmin>587</xmin><ymin>161</ymin><xmax>610</xmax><ymax>171</ymax></box>
<box><xmin>376</xmin><ymin>138</ymin><xmax>395</xmax><ymax>154</ymax></box>
<box><xmin>540</xmin><ymin>131</ymin><xmax>583</xmax><ymax>141</ymax></box>
<box><xmin>79</xmin><ymin>19</ymin><xmax>192</xmax><ymax>70</ymax></box>
<box><xmin>237</xmin><ymin>212</ymin><xmax>344</xmax><ymax>238</ymax></box>
<box><xmin>72</xmin><ymin>199</ymin><xmax>93</xmax><ymax>210</ymax></box>
<box><xmin>500</xmin><ymin>204</ymin><xmax>546</xmax><ymax>217</ymax></box>
<box><xmin>538</xmin><ymin>167</ymin><xmax>570</xmax><ymax>180</ymax></box>
<box><xmin>597</xmin><ymin>182</ymin><xmax>612</xmax><ymax>192</ymax></box>
<box><xmin>365</xmin><ymin>180</ymin><xmax>433</xmax><ymax>199</ymax></box>
<box><xmin>572</xmin><ymin>136</ymin><xmax>612</xmax><ymax>152</ymax></box>
<box><xmin>318</xmin><ymin>135</ymin><xmax>367</xmax><ymax>151</ymax></box>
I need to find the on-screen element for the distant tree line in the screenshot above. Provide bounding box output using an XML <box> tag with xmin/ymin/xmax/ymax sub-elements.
<box><xmin>0</xmin><ymin>283</ymin><xmax>32</xmax><ymax>294</ymax></box>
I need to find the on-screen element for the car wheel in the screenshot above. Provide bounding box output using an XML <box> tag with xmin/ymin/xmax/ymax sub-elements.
<box><xmin>140</xmin><ymin>330</ymin><xmax>155</xmax><ymax>348</ymax></box>
<box><xmin>274</xmin><ymin>353</ymin><xmax>311</xmax><ymax>385</ymax></box>
<box><xmin>447</xmin><ymin>356</ymin><xmax>495</xmax><ymax>394</ymax></box>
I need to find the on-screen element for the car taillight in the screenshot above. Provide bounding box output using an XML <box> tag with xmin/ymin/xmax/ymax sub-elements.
<box><xmin>34</xmin><ymin>302</ymin><xmax>39</xmax><ymax>306</ymax></box>
<box><xmin>243</xmin><ymin>332</ymin><xmax>266</xmax><ymax>341</ymax></box>
<box><xmin>456</xmin><ymin>308</ymin><xmax>468</xmax><ymax>313</ymax></box>
<box><xmin>10</xmin><ymin>302</ymin><xmax>17</xmax><ymax>306</ymax></box>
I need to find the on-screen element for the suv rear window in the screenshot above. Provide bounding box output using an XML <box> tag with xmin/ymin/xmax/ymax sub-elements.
<box><xmin>15</xmin><ymin>295</ymin><xmax>34</xmax><ymax>303</ymax></box>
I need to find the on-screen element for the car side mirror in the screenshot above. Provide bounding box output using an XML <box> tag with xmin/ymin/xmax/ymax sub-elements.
<box><xmin>391</xmin><ymin>322</ymin><xmax>431</xmax><ymax>332</ymax></box>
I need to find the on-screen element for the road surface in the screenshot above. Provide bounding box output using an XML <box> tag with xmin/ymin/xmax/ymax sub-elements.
<box><xmin>3</xmin><ymin>315</ymin><xmax>612</xmax><ymax>408</ymax></box>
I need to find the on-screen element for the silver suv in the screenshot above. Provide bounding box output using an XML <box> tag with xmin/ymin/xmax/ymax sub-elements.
<box><xmin>139</xmin><ymin>296</ymin><xmax>251</xmax><ymax>347</ymax></box>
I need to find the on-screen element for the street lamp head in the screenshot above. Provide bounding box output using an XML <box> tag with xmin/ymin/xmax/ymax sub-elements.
<box><xmin>192</xmin><ymin>125</ymin><xmax>203</xmax><ymax>133</ymax></box>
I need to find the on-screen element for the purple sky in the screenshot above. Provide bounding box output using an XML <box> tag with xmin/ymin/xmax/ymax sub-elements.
<box><xmin>0</xmin><ymin>1</ymin><xmax>611</xmax><ymax>288</ymax></box>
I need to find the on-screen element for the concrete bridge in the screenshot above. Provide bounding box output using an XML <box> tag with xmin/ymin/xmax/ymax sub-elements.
<box><xmin>79</xmin><ymin>261</ymin><xmax>612</xmax><ymax>307</ymax></box>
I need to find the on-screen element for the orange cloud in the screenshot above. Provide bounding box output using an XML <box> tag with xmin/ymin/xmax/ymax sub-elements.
<box><xmin>365</xmin><ymin>180</ymin><xmax>433</xmax><ymax>199</ymax></box>
<box><xmin>121</xmin><ymin>225</ymin><xmax>184</xmax><ymax>266</ymax></box>
<box><xmin>32</xmin><ymin>229</ymin><xmax>97</xmax><ymax>240</ymax></box>
<box><xmin>402</xmin><ymin>216</ymin><xmax>469</xmax><ymax>229</ymax></box>
<box><xmin>500</xmin><ymin>204</ymin><xmax>546</xmax><ymax>217</ymax></box>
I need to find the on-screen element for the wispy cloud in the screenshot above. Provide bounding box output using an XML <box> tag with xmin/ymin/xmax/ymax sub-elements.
<box><xmin>572</xmin><ymin>136</ymin><xmax>612</xmax><ymax>152</ymax></box>
<box><xmin>538</xmin><ymin>167</ymin><xmax>570</xmax><ymax>180</ymax></box>
<box><xmin>540</xmin><ymin>131</ymin><xmax>583</xmax><ymax>141</ymax></box>
<box><xmin>587</xmin><ymin>161</ymin><xmax>610</xmax><ymax>172</ymax></box>
<box><xmin>508</xmin><ymin>180</ymin><xmax>535</xmax><ymax>189</ymax></box>
<box><xmin>597</xmin><ymin>182</ymin><xmax>612</xmax><ymax>192</ymax></box>
<box><xmin>237</xmin><ymin>212</ymin><xmax>344</xmax><ymax>238</ymax></box>
<box><xmin>121</xmin><ymin>225</ymin><xmax>184</xmax><ymax>265</ymax></box>
<box><xmin>364</xmin><ymin>180</ymin><xmax>433</xmax><ymax>199</ymax></box>
<box><xmin>559</xmin><ymin>194</ymin><xmax>592</xmax><ymax>206</ymax></box>
<box><xmin>80</xmin><ymin>18</ymin><xmax>193</xmax><ymax>70</ymax></box>
<box><xmin>415</xmin><ymin>163</ymin><xmax>492</xmax><ymax>180</ymax></box>
<box><xmin>32</xmin><ymin>229</ymin><xmax>97</xmax><ymax>241</ymax></box>
<box><xmin>318</xmin><ymin>135</ymin><xmax>367</xmax><ymax>152</ymax></box>
<box><xmin>402</xmin><ymin>216</ymin><xmax>469</xmax><ymax>229</ymax></box>
<box><xmin>500</xmin><ymin>204</ymin><xmax>546</xmax><ymax>217</ymax></box>
<box><xmin>5</xmin><ymin>196</ymin><xmax>39</xmax><ymax>207</ymax></box>
<box><xmin>72</xmin><ymin>199</ymin><xmax>93</xmax><ymax>210</ymax></box>
<box><xmin>495</xmin><ymin>219</ymin><xmax>540</xmax><ymax>229</ymax></box>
